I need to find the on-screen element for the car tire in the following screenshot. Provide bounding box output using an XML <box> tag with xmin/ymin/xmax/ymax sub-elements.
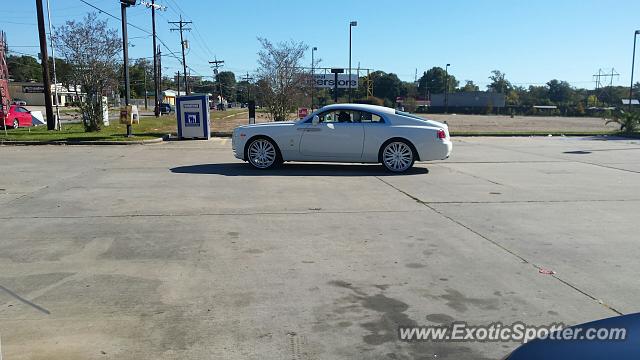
<box><xmin>381</xmin><ymin>140</ymin><xmax>415</xmax><ymax>173</ymax></box>
<box><xmin>12</xmin><ymin>119</ymin><xmax>19</xmax><ymax>129</ymax></box>
<box><xmin>246</xmin><ymin>137</ymin><xmax>281</xmax><ymax>169</ymax></box>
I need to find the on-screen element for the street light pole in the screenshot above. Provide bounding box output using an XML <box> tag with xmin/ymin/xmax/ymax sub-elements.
<box><xmin>349</xmin><ymin>21</ymin><xmax>357</xmax><ymax>103</ymax></box>
<box><xmin>444</xmin><ymin>63</ymin><xmax>450</xmax><ymax>114</ymax></box>
<box><xmin>311</xmin><ymin>46</ymin><xmax>317</xmax><ymax>110</ymax></box>
<box><xmin>629</xmin><ymin>30</ymin><xmax>640</xmax><ymax>112</ymax></box>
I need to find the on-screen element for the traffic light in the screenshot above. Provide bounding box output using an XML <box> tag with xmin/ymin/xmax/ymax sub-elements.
<box><xmin>121</xmin><ymin>0</ymin><xmax>136</xmax><ymax>6</ymax></box>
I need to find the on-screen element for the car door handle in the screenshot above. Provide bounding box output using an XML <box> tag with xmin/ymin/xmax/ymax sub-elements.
<box><xmin>297</xmin><ymin>128</ymin><xmax>321</xmax><ymax>132</ymax></box>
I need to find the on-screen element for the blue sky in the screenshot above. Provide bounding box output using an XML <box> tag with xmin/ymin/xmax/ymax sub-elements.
<box><xmin>5</xmin><ymin>0</ymin><xmax>640</xmax><ymax>89</ymax></box>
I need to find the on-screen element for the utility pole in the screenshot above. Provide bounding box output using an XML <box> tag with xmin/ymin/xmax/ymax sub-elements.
<box><xmin>176</xmin><ymin>71</ymin><xmax>181</xmax><ymax>95</ymax></box>
<box><xmin>36</xmin><ymin>0</ymin><xmax>54</xmax><ymax>130</ymax></box>
<box><xmin>209</xmin><ymin>57</ymin><xmax>224</xmax><ymax>105</ymax></box>
<box><xmin>45</xmin><ymin>0</ymin><xmax>60</xmax><ymax>130</ymax></box>
<box><xmin>120</xmin><ymin>0</ymin><xmax>135</xmax><ymax>137</ymax></box>
<box><xmin>242</xmin><ymin>72</ymin><xmax>253</xmax><ymax>102</ymax></box>
<box><xmin>169</xmin><ymin>15</ymin><xmax>191</xmax><ymax>94</ymax></box>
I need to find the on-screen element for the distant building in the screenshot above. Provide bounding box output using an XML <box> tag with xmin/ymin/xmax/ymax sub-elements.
<box><xmin>162</xmin><ymin>89</ymin><xmax>186</xmax><ymax>106</ymax></box>
<box><xmin>430</xmin><ymin>91</ymin><xmax>505</xmax><ymax>108</ymax></box>
<box><xmin>8</xmin><ymin>82</ymin><xmax>84</xmax><ymax>106</ymax></box>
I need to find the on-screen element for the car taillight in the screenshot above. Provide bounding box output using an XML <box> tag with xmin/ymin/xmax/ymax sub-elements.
<box><xmin>437</xmin><ymin>129</ymin><xmax>446</xmax><ymax>139</ymax></box>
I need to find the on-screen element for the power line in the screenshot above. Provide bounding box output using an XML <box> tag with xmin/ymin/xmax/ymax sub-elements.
<box><xmin>77</xmin><ymin>0</ymin><xmax>183</xmax><ymax>67</ymax></box>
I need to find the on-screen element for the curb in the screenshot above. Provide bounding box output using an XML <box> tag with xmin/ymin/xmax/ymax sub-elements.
<box><xmin>0</xmin><ymin>137</ymin><xmax>165</xmax><ymax>146</ymax></box>
<box><xmin>211</xmin><ymin>132</ymin><xmax>232</xmax><ymax>138</ymax></box>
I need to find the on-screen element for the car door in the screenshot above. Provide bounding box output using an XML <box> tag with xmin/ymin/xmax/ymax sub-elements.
<box><xmin>299</xmin><ymin>109</ymin><xmax>365</xmax><ymax>160</ymax></box>
<box><xmin>17</xmin><ymin>107</ymin><xmax>31</xmax><ymax>126</ymax></box>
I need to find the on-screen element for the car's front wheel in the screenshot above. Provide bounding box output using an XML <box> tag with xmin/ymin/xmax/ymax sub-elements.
<box><xmin>12</xmin><ymin>119</ymin><xmax>19</xmax><ymax>129</ymax></box>
<box><xmin>246</xmin><ymin>138</ymin><xmax>280</xmax><ymax>169</ymax></box>
<box><xmin>382</xmin><ymin>140</ymin><xmax>415</xmax><ymax>173</ymax></box>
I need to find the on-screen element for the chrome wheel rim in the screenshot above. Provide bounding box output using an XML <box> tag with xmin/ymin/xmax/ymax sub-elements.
<box><xmin>248</xmin><ymin>139</ymin><xmax>276</xmax><ymax>168</ymax></box>
<box><xmin>383</xmin><ymin>142</ymin><xmax>413</xmax><ymax>172</ymax></box>
<box><xmin>12</xmin><ymin>120</ymin><xmax>18</xmax><ymax>129</ymax></box>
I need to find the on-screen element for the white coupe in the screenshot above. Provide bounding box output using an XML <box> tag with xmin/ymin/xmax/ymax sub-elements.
<box><xmin>232</xmin><ymin>104</ymin><xmax>452</xmax><ymax>173</ymax></box>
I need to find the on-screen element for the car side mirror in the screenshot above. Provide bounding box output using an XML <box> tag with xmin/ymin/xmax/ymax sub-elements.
<box><xmin>311</xmin><ymin>115</ymin><xmax>319</xmax><ymax>126</ymax></box>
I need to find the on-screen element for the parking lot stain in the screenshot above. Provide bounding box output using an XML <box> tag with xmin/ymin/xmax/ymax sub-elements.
<box><xmin>405</xmin><ymin>263</ymin><xmax>426</xmax><ymax>269</ymax></box>
<box><xmin>327</xmin><ymin>281</ymin><xmax>488</xmax><ymax>359</ymax></box>
<box><xmin>437</xmin><ymin>289</ymin><xmax>500</xmax><ymax>313</ymax></box>
<box><xmin>426</xmin><ymin>313</ymin><xmax>455</xmax><ymax>324</ymax></box>
<box><xmin>244</xmin><ymin>248</ymin><xmax>263</xmax><ymax>254</ymax></box>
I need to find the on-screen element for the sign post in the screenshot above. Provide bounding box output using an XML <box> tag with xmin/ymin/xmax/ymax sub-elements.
<box><xmin>248</xmin><ymin>100</ymin><xmax>256</xmax><ymax>124</ymax></box>
<box><xmin>330</xmin><ymin>68</ymin><xmax>344</xmax><ymax>103</ymax></box>
<box><xmin>176</xmin><ymin>94</ymin><xmax>210</xmax><ymax>139</ymax></box>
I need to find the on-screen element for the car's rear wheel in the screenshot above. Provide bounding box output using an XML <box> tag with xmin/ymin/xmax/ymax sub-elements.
<box><xmin>382</xmin><ymin>141</ymin><xmax>415</xmax><ymax>173</ymax></box>
<box><xmin>12</xmin><ymin>119</ymin><xmax>19</xmax><ymax>129</ymax></box>
<box><xmin>247</xmin><ymin>138</ymin><xmax>279</xmax><ymax>169</ymax></box>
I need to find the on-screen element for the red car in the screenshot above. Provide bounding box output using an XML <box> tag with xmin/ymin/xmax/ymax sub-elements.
<box><xmin>2</xmin><ymin>104</ymin><xmax>32</xmax><ymax>129</ymax></box>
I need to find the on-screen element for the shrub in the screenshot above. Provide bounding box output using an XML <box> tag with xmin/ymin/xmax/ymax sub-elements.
<box><xmin>606</xmin><ymin>111</ymin><xmax>640</xmax><ymax>133</ymax></box>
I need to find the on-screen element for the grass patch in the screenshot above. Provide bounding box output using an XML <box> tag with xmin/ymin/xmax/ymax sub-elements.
<box><xmin>0</xmin><ymin>109</ymin><xmax>247</xmax><ymax>142</ymax></box>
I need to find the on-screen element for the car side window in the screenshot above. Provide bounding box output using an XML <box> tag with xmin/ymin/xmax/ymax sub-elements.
<box><xmin>312</xmin><ymin>110</ymin><xmax>382</xmax><ymax>123</ymax></box>
<box><xmin>318</xmin><ymin>110</ymin><xmax>354</xmax><ymax>123</ymax></box>
<box><xmin>18</xmin><ymin>107</ymin><xmax>28</xmax><ymax>113</ymax></box>
<box><xmin>359</xmin><ymin>111</ymin><xmax>384</xmax><ymax>123</ymax></box>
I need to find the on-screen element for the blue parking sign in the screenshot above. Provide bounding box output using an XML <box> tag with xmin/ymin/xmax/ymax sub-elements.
<box><xmin>184</xmin><ymin>112</ymin><xmax>200</xmax><ymax>127</ymax></box>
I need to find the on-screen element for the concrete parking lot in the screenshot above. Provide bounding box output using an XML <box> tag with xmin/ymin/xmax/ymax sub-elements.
<box><xmin>1</xmin><ymin>136</ymin><xmax>639</xmax><ymax>359</ymax></box>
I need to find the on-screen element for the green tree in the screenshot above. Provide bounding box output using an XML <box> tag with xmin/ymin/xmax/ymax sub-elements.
<box><xmin>371</xmin><ymin>71</ymin><xmax>404</xmax><ymax>104</ymax></box>
<box><xmin>547</xmin><ymin>79</ymin><xmax>573</xmax><ymax>104</ymax></box>
<box><xmin>487</xmin><ymin>70</ymin><xmax>511</xmax><ymax>93</ymax></box>
<box><xmin>7</xmin><ymin>55</ymin><xmax>42</xmax><ymax>82</ymax></box>
<box><xmin>460</xmin><ymin>80</ymin><xmax>479</xmax><ymax>92</ymax></box>
<box><xmin>128</xmin><ymin>58</ymin><xmax>152</xmax><ymax>99</ymax></box>
<box><xmin>215</xmin><ymin>71</ymin><xmax>236</xmax><ymax>101</ymax></box>
<box><xmin>417</xmin><ymin>67</ymin><xmax>458</xmax><ymax>96</ymax></box>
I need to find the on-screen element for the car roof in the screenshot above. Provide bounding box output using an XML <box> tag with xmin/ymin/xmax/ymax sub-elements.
<box><xmin>318</xmin><ymin>103</ymin><xmax>396</xmax><ymax>115</ymax></box>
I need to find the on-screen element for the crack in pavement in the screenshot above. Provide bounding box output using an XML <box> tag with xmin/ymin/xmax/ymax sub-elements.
<box><xmin>423</xmin><ymin>199</ymin><xmax>640</xmax><ymax>204</ymax></box>
<box><xmin>375</xmin><ymin>176</ymin><xmax>624</xmax><ymax>316</ymax></box>
<box><xmin>459</xmin><ymin>140</ymin><xmax>640</xmax><ymax>175</ymax></box>
<box><xmin>0</xmin><ymin>209</ymin><xmax>422</xmax><ymax>220</ymax></box>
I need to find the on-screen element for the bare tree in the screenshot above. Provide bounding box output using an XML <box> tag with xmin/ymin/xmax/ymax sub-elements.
<box><xmin>256</xmin><ymin>38</ymin><xmax>308</xmax><ymax>121</ymax></box>
<box><xmin>55</xmin><ymin>13</ymin><xmax>120</xmax><ymax>132</ymax></box>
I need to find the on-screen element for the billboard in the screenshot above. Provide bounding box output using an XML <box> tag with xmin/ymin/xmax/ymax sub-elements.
<box><xmin>312</xmin><ymin>74</ymin><xmax>358</xmax><ymax>89</ymax></box>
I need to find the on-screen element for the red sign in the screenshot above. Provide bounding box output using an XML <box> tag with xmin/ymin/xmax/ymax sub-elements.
<box><xmin>298</xmin><ymin>107</ymin><xmax>309</xmax><ymax>118</ymax></box>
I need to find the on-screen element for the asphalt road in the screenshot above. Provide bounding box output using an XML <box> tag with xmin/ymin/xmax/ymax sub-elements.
<box><xmin>0</xmin><ymin>136</ymin><xmax>639</xmax><ymax>359</ymax></box>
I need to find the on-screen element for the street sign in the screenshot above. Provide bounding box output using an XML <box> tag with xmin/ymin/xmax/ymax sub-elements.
<box><xmin>176</xmin><ymin>94</ymin><xmax>210</xmax><ymax>139</ymax></box>
<box><xmin>297</xmin><ymin>107</ymin><xmax>309</xmax><ymax>119</ymax></box>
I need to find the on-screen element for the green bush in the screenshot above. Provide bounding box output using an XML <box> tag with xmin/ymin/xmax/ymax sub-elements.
<box><xmin>606</xmin><ymin>111</ymin><xmax>640</xmax><ymax>134</ymax></box>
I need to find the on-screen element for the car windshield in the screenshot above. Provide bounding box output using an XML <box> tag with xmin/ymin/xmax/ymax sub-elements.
<box><xmin>2</xmin><ymin>3</ymin><xmax>639</xmax><ymax>360</ymax></box>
